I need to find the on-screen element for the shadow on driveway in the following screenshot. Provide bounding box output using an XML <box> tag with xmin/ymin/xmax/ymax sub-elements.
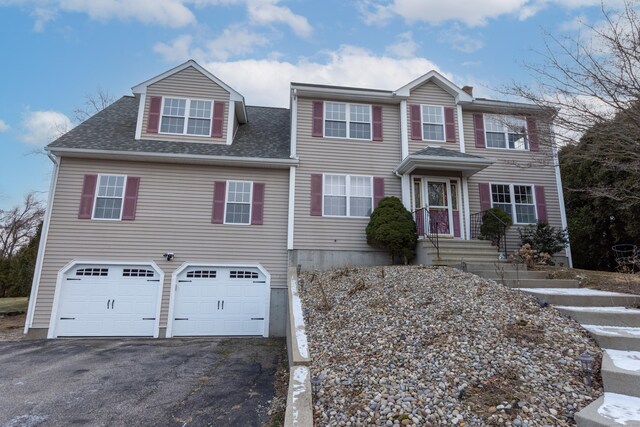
<box><xmin>0</xmin><ymin>338</ymin><xmax>284</xmax><ymax>427</ymax></box>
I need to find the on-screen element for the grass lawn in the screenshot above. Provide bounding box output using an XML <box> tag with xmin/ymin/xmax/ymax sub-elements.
<box><xmin>541</xmin><ymin>266</ymin><xmax>640</xmax><ymax>296</ymax></box>
<box><xmin>0</xmin><ymin>297</ymin><xmax>28</xmax><ymax>314</ymax></box>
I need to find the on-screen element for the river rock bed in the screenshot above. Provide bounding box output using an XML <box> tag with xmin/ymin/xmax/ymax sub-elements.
<box><xmin>299</xmin><ymin>265</ymin><xmax>602</xmax><ymax>426</ymax></box>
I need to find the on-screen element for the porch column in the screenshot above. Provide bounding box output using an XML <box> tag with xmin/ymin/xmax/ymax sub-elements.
<box><xmin>401</xmin><ymin>174</ymin><xmax>411</xmax><ymax>211</ymax></box>
<box><xmin>462</xmin><ymin>176</ymin><xmax>471</xmax><ymax>240</ymax></box>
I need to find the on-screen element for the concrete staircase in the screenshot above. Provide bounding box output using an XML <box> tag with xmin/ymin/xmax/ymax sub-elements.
<box><xmin>417</xmin><ymin>238</ymin><xmax>503</xmax><ymax>266</ymax></box>
<box><xmin>470</xmin><ymin>263</ymin><xmax>640</xmax><ymax>427</ymax></box>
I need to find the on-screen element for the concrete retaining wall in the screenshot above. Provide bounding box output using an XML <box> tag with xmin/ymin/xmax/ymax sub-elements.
<box><xmin>284</xmin><ymin>267</ymin><xmax>313</xmax><ymax>426</ymax></box>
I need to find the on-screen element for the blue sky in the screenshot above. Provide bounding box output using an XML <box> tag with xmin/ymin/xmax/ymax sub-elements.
<box><xmin>0</xmin><ymin>0</ymin><xmax>615</xmax><ymax>209</ymax></box>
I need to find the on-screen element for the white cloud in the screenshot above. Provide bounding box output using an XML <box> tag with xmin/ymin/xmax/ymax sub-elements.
<box><xmin>385</xmin><ymin>31</ymin><xmax>419</xmax><ymax>58</ymax></box>
<box><xmin>246</xmin><ymin>0</ymin><xmax>312</xmax><ymax>37</ymax></box>
<box><xmin>358</xmin><ymin>0</ymin><xmax>628</xmax><ymax>27</ymax></box>
<box><xmin>199</xmin><ymin>45</ymin><xmax>449</xmax><ymax>107</ymax></box>
<box><xmin>58</xmin><ymin>0</ymin><xmax>196</xmax><ymax>27</ymax></box>
<box><xmin>32</xmin><ymin>7</ymin><xmax>56</xmax><ymax>31</ymax></box>
<box><xmin>440</xmin><ymin>25</ymin><xmax>484</xmax><ymax>53</ymax></box>
<box><xmin>0</xmin><ymin>119</ymin><xmax>9</xmax><ymax>132</ymax></box>
<box><xmin>20</xmin><ymin>111</ymin><xmax>73</xmax><ymax>146</ymax></box>
<box><xmin>154</xmin><ymin>26</ymin><xmax>269</xmax><ymax>62</ymax></box>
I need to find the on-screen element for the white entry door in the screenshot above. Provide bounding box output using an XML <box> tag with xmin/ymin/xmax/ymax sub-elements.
<box><xmin>171</xmin><ymin>266</ymin><xmax>268</xmax><ymax>336</ymax></box>
<box><xmin>55</xmin><ymin>264</ymin><xmax>161</xmax><ymax>337</ymax></box>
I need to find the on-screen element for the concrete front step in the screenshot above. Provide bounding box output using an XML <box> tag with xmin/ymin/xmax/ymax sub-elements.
<box><xmin>602</xmin><ymin>349</ymin><xmax>640</xmax><ymax>398</ymax></box>
<box><xmin>575</xmin><ymin>393</ymin><xmax>640</xmax><ymax>427</ymax></box>
<box><xmin>421</xmin><ymin>239</ymin><xmax>495</xmax><ymax>248</ymax></box>
<box><xmin>581</xmin><ymin>325</ymin><xmax>640</xmax><ymax>351</ymax></box>
<box><xmin>472</xmin><ymin>270</ymin><xmax>549</xmax><ymax>280</ymax></box>
<box><xmin>519</xmin><ymin>288</ymin><xmax>640</xmax><ymax>308</ymax></box>
<box><xmin>465</xmin><ymin>262</ymin><xmax>522</xmax><ymax>271</ymax></box>
<box><xmin>434</xmin><ymin>257</ymin><xmax>509</xmax><ymax>266</ymax></box>
<box><xmin>556</xmin><ymin>306</ymin><xmax>640</xmax><ymax>328</ymax></box>
<box><xmin>503</xmin><ymin>279</ymin><xmax>580</xmax><ymax>288</ymax></box>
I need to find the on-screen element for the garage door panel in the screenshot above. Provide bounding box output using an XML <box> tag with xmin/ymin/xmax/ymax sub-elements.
<box><xmin>172</xmin><ymin>265</ymin><xmax>268</xmax><ymax>337</ymax></box>
<box><xmin>55</xmin><ymin>264</ymin><xmax>161</xmax><ymax>337</ymax></box>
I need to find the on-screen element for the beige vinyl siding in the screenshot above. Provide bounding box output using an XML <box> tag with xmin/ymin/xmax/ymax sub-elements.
<box><xmin>294</xmin><ymin>97</ymin><xmax>402</xmax><ymax>250</ymax></box>
<box><xmin>33</xmin><ymin>158</ymin><xmax>289</xmax><ymax>328</ymax></box>
<box><xmin>407</xmin><ymin>82</ymin><xmax>460</xmax><ymax>155</ymax></box>
<box><xmin>140</xmin><ymin>66</ymin><xmax>230</xmax><ymax>144</ymax></box>
<box><xmin>462</xmin><ymin>111</ymin><xmax>566</xmax><ymax>256</ymax></box>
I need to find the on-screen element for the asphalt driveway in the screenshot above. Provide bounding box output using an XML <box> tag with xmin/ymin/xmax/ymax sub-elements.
<box><xmin>0</xmin><ymin>338</ymin><xmax>284</xmax><ymax>427</ymax></box>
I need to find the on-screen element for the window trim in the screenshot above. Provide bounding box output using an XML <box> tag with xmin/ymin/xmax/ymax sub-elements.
<box><xmin>91</xmin><ymin>173</ymin><xmax>127</xmax><ymax>221</ymax></box>
<box><xmin>489</xmin><ymin>182</ymin><xmax>538</xmax><ymax>225</ymax></box>
<box><xmin>322</xmin><ymin>173</ymin><xmax>374</xmax><ymax>218</ymax></box>
<box><xmin>223</xmin><ymin>180</ymin><xmax>253</xmax><ymax>225</ymax></box>
<box><xmin>322</xmin><ymin>101</ymin><xmax>373</xmax><ymax>141</ymax></box>
<box><xmin>158</xmin><ymin>96</ymin><xmax>214</xmax><ymax>137</ymax></box>
<box><xmin>420</xmin><ymin>104</ymin><xmax>446</xmax><ymax>142</ymax></box>
<box><xmin>483</xmin><ymin>114</ymin><xmax>529</xmax><ymax>151</ymax></box>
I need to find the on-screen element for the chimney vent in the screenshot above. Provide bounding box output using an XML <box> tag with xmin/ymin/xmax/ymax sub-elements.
<box><xmin>462</xmin><ymin>86</ymin><xmax>474</xmax><ymax>96</ymax></box>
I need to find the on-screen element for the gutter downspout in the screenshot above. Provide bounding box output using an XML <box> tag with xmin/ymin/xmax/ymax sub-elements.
<box><xmin>24</xmin><ymin>153</ymin><xmax>60</xmax><ymax>335</ymax></box>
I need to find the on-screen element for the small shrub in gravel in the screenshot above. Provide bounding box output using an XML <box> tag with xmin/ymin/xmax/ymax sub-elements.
<box><xmin>301</xmin><ymin>266</ymin><xmax>602</xmax><ymax>427</ymax></box>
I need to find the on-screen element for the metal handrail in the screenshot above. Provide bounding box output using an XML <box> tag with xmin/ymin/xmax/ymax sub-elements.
<box><xmin>470</xmin><ymin>209</ymin><xmax>509</xmax><ymax>257</ymax></box>
<box><xmin>412</xmin><ymin>208</ymin><xmax>450</xmax><ymax>260</ymax></box>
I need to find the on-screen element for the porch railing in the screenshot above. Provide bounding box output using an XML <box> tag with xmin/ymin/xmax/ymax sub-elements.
<box><xmin>470</xmin><ymin>210</ymin><xmax>509</xmax><ymax>258</ymax></box>
<box><xmin>413</xmin><ymin>208</ymin><xmax>450</xmax><ymax>260</ymax></box>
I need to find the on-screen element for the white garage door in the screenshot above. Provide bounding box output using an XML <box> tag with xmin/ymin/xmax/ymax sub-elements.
<box><xmin>54</xmin><ymin>264</ymin><xmax>162</xmax><ymax>337</ymax></box>
<box><xmin>171</xmin><ymin>265</ymin><xmax>268</xmax><ymax>336</ymax></box>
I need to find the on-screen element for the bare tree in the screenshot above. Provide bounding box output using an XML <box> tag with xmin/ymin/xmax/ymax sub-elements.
<box><xmin>73</xmin><ymin>87</ymin><xmax>115</xmax><ymax>123</ymax></box>
<box><xmin>0</xmin><ymin>192</ymin><xmax>45</xmax><ymax>258</ymax></box>
<box><xmin>508</xmin><ymin>1</ymin><xmax>640</xmax><ymax>207</ymax></box>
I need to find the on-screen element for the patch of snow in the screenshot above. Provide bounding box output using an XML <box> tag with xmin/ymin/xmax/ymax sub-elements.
<box><xmin>583</xmin><ymin>325</ymin><xmax>640</xmax><ymax>337</ymax></box>
<box><xmin>291</xmin><ymin>366</ymin><xmax>309</xmax><ymax>423</ymax></box>
<box><xmin>598</xmin><ymin>392</ymin><xmax>640</xmax><ymax>425</ymax></box>
<box><xmin>556</xmin><ymin>306</ymin><xmax>640</xmax><ymax>313</ymax></box>
<box><xmin>606</xmin><ymin>349</ymin><xmax>640</xmax><ymax>372</ymax></box>
<box><xmin>4</xmin><ymin>415</ymin><xmax>47</xmax><ymax>427</ymax></box>
<box><xmin>290</xmin><ymin>278</ymin><xmax>309</xmax><ymax>359</ymax></box>
<box><xmin>520</xmin><ymin>288</ymin><xmax>633</xmax><ymax>296</ymax></box>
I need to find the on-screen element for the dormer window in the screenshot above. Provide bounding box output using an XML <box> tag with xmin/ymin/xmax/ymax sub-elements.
<box><xmin>160</xmin><ymin>97</ymin><xmax>212</xmax><ymax>136</ymax></box>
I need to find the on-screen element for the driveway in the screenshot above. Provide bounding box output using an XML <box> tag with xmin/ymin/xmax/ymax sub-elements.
<box><xmin>0</xmin><ymin>338</ymin><xmax>284</xmax><ymax>427</ymax></box>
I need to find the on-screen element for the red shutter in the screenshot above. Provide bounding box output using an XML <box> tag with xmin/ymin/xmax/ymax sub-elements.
<box><xmin>147</xmin><ymin>96</ymin><xmax>162</xmax><ymax>134</ymax></box>
<box><xmin>310</xmin><ymin>174</ymin><xmax>323</xmax><ymax>216</ymax></box>
<box><xmin>373</xmin><ymin>177</ymin><xmax>385</xmax><ymax>209</ymax></box>
<box><xmin>535</xmin><ymin>186</ymin><xmax>548</xmax><ymax>223</ymax></box>
<box><xmin>211</xmin><ymin>181</ymin><xmax>226</xmax><ymax>224</ymax></box>
<box><xmin>527</xmin><ymin>117</ymin><xmax>540</xmax><ymax>152</ymax></box>
<box><xmin>410</xmin><ymin>104</ymin><xmax>422</xmax><ymax>140</ymax></box>
<box><xmin>251</xmin><ymin>183</ymin><xmax>265</xmax><ymax>225</ymax></box>
<box><xmin>211</xmin><ymin>101</ymin><xmax>225</xmax><ymax>138</ymax></box>
<box><xmin>372</xmin><ymin>105</ymin><xmax>383</xmax><ymax>141</ymax></box>
<box><xmin>121</xmin><ymin>176</ymin><xmax>140</xmax><ymax>221</ymax></box>
<box><xmin>473</xmin><ymin>113</ymin><xmax>485</xmax><ymax>148</ymax></box>
<box><xmin>312</xmin><ymin>101</ymin><xmax>323</xmax><ymax>137</ymax></box>
<box><xmin>444</xmin><ymin>107</ymin><xmax>456</xmax><ymax>143</ymax></box>
<box><xmin>78</xmin><ymin>174</ymin><xmax>98</xmax><ymax>219</ymax></box>
<box><xmin>478</xmin><ymin>183</ymin><xmax>491</xmax><ymax>212</ymax></box>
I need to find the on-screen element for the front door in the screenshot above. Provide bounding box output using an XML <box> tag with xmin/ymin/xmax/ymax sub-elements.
<box><xmin>413</xmin><ymin>177</ymin><xmax>461</xmax><ymax>237</ymax></box>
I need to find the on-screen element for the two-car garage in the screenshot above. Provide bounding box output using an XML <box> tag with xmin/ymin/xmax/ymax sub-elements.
<box><xmin>48</xmin><ymin>262</ymin><xmax>270</xmax><ymax>338</ymax></box>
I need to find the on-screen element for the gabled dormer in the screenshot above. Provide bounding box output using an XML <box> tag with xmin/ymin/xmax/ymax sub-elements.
<box><xmin>132</xmin><ymin>60</ymin><xmax>247</xmax><ymax>145</ymax></box>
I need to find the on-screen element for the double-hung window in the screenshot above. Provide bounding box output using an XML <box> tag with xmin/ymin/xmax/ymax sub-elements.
<box><xmin>484</xmin><ymin>115</ymin><xmax>528</xmax><ymax>150</ymax></box>
<box><xmin>490</xmin><ymin>183</ymin><xmax>537</xmax><ymax>224</ymax></box>
<box><xmin>323</xmin><ymin>174</ymin><xmax>373</xmax><ymax>217</ymax></box>
<box><xmin>160</xmin><ymin>97</ymin><xmax>212</xmax><ymax>136</ymax></box>
<box><xmin>421</xmin><ymin>105</ymin><xmax>445</xmax><ymax>141</ymax></box>
<box><xmin>324</xmin><ymin>102</ymin><xmax>371</xmax><ymax>140</ymax></box>
<box><xmin>225</xmin><ymin>181</ymin><xmax>252</xmax><ymax>224</ymax></box>
<box><xmin>93</xmin><ymin>175</ymin><xmax>126</xmax><ymax>220</ymax></box>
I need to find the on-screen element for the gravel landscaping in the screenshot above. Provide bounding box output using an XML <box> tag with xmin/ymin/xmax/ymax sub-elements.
<box><xmin>300</xmin><ymin>266</ymin><xmax>602</xmax><ymax>426</ymax></box>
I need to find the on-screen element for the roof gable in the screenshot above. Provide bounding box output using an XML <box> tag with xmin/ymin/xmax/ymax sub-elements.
<box><xmin>131</xmin><ymin>59</ymin><xmax>247</xmax><ymax>123</ymax></box>
<box><xmin>395</xmin><ymin>70</ymin><xmax>473</xmax><ymax>102</ymax></box>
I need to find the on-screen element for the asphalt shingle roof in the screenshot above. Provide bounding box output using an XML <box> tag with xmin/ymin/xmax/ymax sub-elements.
<box><xmin>48</xmin><ymin>96</ymin><xmax>292</xmax><ymax>159</ymax></box>
<box><xmin>411</xmin><ymin>146</ymin><xmax>486</xmax><ymax>159</ymax></box>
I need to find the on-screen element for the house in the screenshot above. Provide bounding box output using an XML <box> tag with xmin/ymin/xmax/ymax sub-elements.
<box><xmin>24</xmin><ymin>60</ymin><xmax>570</xmax><ymax>339</ymax></box>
